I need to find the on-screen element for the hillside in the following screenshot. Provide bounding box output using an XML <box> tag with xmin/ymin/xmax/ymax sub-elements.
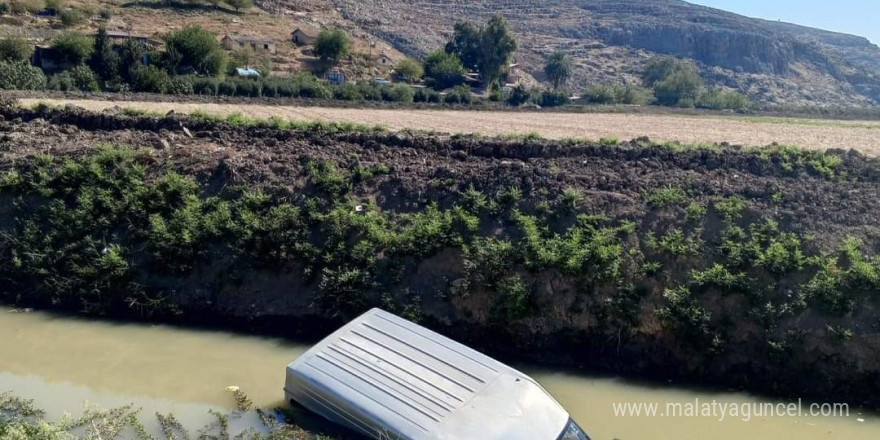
<box><xmin>262</xmin><ymin>0</ymin><xmax>880</xmax><ymax>107</ymax></box>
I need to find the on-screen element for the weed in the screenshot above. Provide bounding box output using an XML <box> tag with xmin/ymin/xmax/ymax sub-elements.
<box><xmin>645</xmin><ymin>186</ymin><xmax>687</xmax><ymax>207</ymax></box>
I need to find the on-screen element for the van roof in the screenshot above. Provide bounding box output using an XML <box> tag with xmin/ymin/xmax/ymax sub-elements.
<box><xmin>286</xmin><ymin>308</ymin><xmax>569</xmax><ymax>440</ymax></box>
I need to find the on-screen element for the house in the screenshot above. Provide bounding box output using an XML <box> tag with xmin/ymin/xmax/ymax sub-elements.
<box><xmin>370</xmin><ymin>51</ymin><xmax>393</xmax><ymax>66</ymax></box>
<box><xmin>222</xmin><ymin>35</ymin><xmax>277</xmax><ymax>54</ymax></box>
<box><xmin>33</xmin><ymin>45</ymin><xmax>64</xmax><ymax>74</ymax></box>
<box><xmin>291</xmin><ymin>25</ymin><xmax>320</xmax><ymax>46</ymax></box>
<box><xmin>100</xmin><ymin>30</ymin><xmax>159</xmax><ymax>48</ymax></box>
<box><xmin>327</xmin><ymin>69</ymin><xmax>346</xmax><ymax>85</ymax></box>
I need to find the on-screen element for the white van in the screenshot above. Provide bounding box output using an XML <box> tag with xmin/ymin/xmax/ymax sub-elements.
<box><xmin>285</xmin><ymin>308</ymin><xmax>591</xmax><ymax>440</ymax></box>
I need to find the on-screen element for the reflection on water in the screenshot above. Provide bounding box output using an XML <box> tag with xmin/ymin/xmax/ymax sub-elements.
<box><xmin>1</xmin><ymin>309</ymin><xmax>877</xmax><ymax>440</ymax></box>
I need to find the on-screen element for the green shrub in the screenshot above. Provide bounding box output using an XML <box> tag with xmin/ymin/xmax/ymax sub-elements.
<box><xmin>381</xmin><ymin>84</ymin><xmax>414</xmax><ymax>103</ymax></box>
<box><xmin>8</xmin><ymin>0</ymin><xmax>42</xmax><ymax>14</ymax></box>
<box><xmin>643</xmin><ymin>57</ymin><xmax>705</xmax><ymax>107</ymax></box>
<box><xmin>425</xmin><ymin>49</ymin><xmax>465</xmax><ymax>89</ymax></box>
<box><xmin>132</xmin><ymin>65</ymin><xmax>171</xmax><ymax>93</ymax></box>
<box><xmin>60</xmin><ymin>8</ymin><xmax>87</xmax><ymax>27</ymax></box>
<box><xmin>691</xmin><ymin>263</ymin><xmax>746</xmax><ymax>292</ymax></box>
<box><xmin>538</xmin><ymin>89</ymin><xmax>568</xmax><ymax>107</ymax></box>
<box><xmin>333</xmin><ymin>82</ymin><xmax>363</xmax><ymax>101</ymax></box>
<box><xmin>51</xmin><ymin>31</ymin><xmax>95</xmax><ymax>65</ymax></box>
<box><xmin>506</xmin><ymin>84</ymin><xmax>530</xmax><ymax>106</ymax></box>
<box><xmin>394</xmin><ymin>57</ymin><xmax>423</xmax><ymax>81</ymax></box>
<box><xmin>699</xmin><ymin>89</ymin><xmax>753</xmax><ymax>110</ymax></box>
<box><xmin>492</xmin><ymin>275</ymin><xmax>533</xmax><ymax>321</ymax></box>
<box><xmin>314</xmin><ymin>28</ymin><xmax>350</xmax><ymax>62</ymax></box>
<box><xmin>444</xmin><ymin>84</ymin><xmax>472</xmax><ymax>104</ymax></box>
<box><xmin>583</xmin><ymin>84</ymin><xmax>654</xmax><ymax>105</ymax></box>
<box><xmin>167</xmin><ymin>76</ymin><xmax>194</xmax><ymax>95</ymax></box>
<box><xmin>192</xmin><ymin>77</ymin><xmax>218</xmax><ymax>95</ymax></box>
<box><xmin>47</xmin><ymin>71</ymin><xmax>74</xmax><ymax>91</ymax></box>
<box><xmin>645</xmin><ymin>186</ymin><xmax>687</xmax><ymax>207</ymax></box>
<box><xmin>414</xmin><ymin>87</ymin><xmax>441</xmax><ymax>103</ymax></box>
<box><xmin>164</xmin><ymin>26</ymin><xmax>227</xmax><ymax>76</ymax></box>
<box><xmin>0</xmin><ymin>60</ymin><xmax>45</xmax><ymax>90</ymax></box>
<box><xmin>0</xmin><ymin>36</ymin><xmax>34</xmax><ymax>62</ymax></box>
<box><xmin>67</xmin><ymin>64</ymin><xmax>99</xmax><ymax>91</ymax></box>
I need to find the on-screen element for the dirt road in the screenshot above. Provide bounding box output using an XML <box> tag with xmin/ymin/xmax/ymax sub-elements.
<box><xmin>19</xmin><ymin>98</ymin><xmax>880</xmax><ymax>153</ymax></box>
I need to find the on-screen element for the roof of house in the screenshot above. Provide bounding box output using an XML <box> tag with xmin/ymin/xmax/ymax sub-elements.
<box><xmin>224</xmin><ymin>35</ymin><xmax>274</xmax><ymax>44</ymax></box>
<box><xmin>291</xmin><ymin>25</ymin><xmax>320</xmax><ymax>37</ymax></box>
<box><xmin>101</xmin><ymin>30</ymin><xmax>151</xmax><ymax>40</ymax></box>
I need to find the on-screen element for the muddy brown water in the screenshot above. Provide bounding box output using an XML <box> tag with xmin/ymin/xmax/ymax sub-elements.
<box><xmin>2</xmin><ymin>309</ymin><xmax>878</xmax><ymax>440</ymax></box>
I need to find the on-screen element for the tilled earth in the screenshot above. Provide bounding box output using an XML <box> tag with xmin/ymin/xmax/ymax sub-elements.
<box><xmin>17</xmin><ymin>98</ymin><xmax>880</xmax><ymax>153</ymax></box>
<box><xmin>3</xmin><ymin>104</ymin><xmax>880</xmax><ymax>249</ymax></box>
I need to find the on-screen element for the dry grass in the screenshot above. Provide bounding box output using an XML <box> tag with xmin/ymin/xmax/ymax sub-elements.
<box><xmin>20</xmin><ymin>98</ymin><xmax>880</xmax><ymax>153</ymax></box>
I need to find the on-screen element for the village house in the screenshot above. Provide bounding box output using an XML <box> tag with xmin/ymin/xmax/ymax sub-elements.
<box><xmin>98</xmin><ymin>30</ymin><xmax>159</xmax><ymax>48</ymax></box>
<box><xmin>222</xmin><ymin>35</ymin><xmax>277</xmax><ymax>54</ymax></box>
<box><xmin>291</xmin><ymin>25</ymin><xmax>319</xmax><ymax>46</ymax></box>
<box><xmin>371</xmin><ymin>52</ymin><xmax>393</xmax><ymax>66</ymax></box>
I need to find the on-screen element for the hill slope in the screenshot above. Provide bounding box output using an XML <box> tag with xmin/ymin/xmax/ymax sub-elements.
<box><xmin>267</xmin><ymin>0</ymin><xmax>880</xmax><ymax>106</ymax></box>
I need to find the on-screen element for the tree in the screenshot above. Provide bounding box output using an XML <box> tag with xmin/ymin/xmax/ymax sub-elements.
<box><xmin>314</xmin><ymin>29</ymin><xmax>350</xmax><ymax>63</ymax></box>
<box><xmin>91</xmin><ymin>27</ymin><xmax>120</xmax><ymax>82</ymax></box>
<box><xmin>506</xmin><ymin>84</ymin><xmax>531</xmax><ymax>106</ymax></box>
<box><xmin>0</xmin><ymin>36</ymin><xmax>35</xmax><ymax>62</ymax></box>
<box><xmin>394</xmin><ymin>58</ymin><xmax>423</xmax><ymax>81</ymax></box>
<box><xmin>643</xmin><ymin>57</ymin><xmax>705</xmax><ymax>107</ymax></box>
<box><xmin>544</xmin><ymin>50</ymin><xmax>571</xmax><ymax>90</ymax></box>
<box><xmin>444</xmin><ymin>15</ymin><xmax>517</xmax><ymax>85</ymax></box>
<box><xmin>51</xmin><ymin>31</ymin><xmax>95</xmax><ymax>66</ymax></box>
<box><xmin>445</xmin><ymin>22</ymin><xmax>481</xmax><ymax>71</ymax></box>
<box><xmin>164</xmin><ymin>26</ymin><xmax>227</xmax><ymax>76</ymax></box>
<box><xmin>0</xmin><ymin>60</ymin><xmax>45</xmax><ymax>90</ymax></box>
<box><xmin>424</xmin><ymin>49</ymin><xmax>465</xmax><ymax>89</ymax></box>
<box><xmin>476</xmin><ymin>15</ymin><xmax>517</xmax><ymax>85</ymax></box>
<box><xmin>223</xmin><ymin>0</ymin><xmax>252</xmax><ymax>12</ymax></box>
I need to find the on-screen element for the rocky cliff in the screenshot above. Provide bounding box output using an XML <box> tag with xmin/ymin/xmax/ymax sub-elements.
<box><xmin>274</xmin><ymin>0</ymin><xmax>880</xmax><ymax>106</ymax></box>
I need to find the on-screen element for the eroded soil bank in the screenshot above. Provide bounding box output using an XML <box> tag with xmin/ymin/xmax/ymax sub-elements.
<box><xmin>1</xmin><ymin>103</ymin><xmax>879</xmax><ymax>408</ymax></box>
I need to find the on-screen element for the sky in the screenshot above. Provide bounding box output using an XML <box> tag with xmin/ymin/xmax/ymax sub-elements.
<box><xmin>689</xmin><ymin>0</ymin><xmax>879</xmax><ymax>44</ymax></box>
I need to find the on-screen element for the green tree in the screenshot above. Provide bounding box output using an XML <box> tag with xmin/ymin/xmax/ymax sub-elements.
<box><xmin>51</xmin><ymin>31</ymin><xmax>95</xmax><ymax>65</ymax></box>
<box><xmin>223</xmin><ymin>0</ymin><xmax>252</xmax><ymax>12</ymax></box>
<box><xmin>476</xmin><ymin>15</ymin><xmax>517</xmax><ymax>85</ymax></box>
<box><xmin>445</xmin><ymin>15</ymin><xmax>517</xmax><ymax>85</ymax></box>
<box><xmin>0</xmin><ymin>36</ymin><xmax>35</xmax><ymax>62</ymax></box>
<box><xmin>314</xmin><ymin>29</ymin><xmax>350</xmax><ymax>63</ymax></box>
<box><xmin>424</xmin><ymin>49</ymin><xmax>465</xmax><ymax>89</ymax></box>
<box><xmin>506</xmin><ymin>84</ymin><xmax>530</xmax><ymax>106</ymax></box>
<box><xmin>642</xmin><ymin>57</ymin><xmax>705</xmax><ymax>107</ymax></box>
<box><xmin>445</xmin><ymin>22</ymin><xmax>481</xmax><ymax>71</ymax></box>
<box><xmin>0</xmin><ymin>60</ymin><xmax>45</xmax><ymax>90</ymax></box>
<box><xmin>164</xmin><ymin>26</ymin><xmax>227</xmax><ymax>76</ymax></box>
<box><xmin>543</xmin><ymin>50</ymin><xmax>571</xmax><ymax>90</ymax></box>
<box><xmin>91</xmin><ymin>27</ymin><xmax>120</xmax><ymax>82</ymax></box>
<box><xmin>394</xmin><ymin>58</ymin><xmax>423</xmax><ymax>81</ymax></box>
<box><xmin>68</xmin><ymin>64</ymin><xmax>99</xmax><ymax>91</ymax></box>
<box><xmin>44</xmin><ymin>0</ymin><xmax>62</xmax><ymax>12</ymax></box>
<box><xmin>60</xmin><ymin>8</ymin><xmax>87</xmax><ymax>27</ymax></box>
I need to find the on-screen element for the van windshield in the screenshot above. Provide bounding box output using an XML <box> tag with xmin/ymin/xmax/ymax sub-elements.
<box><xmin>556</xmin><ymin>418</ymin><xmax>591</xmax><ymax>440</ymax></box>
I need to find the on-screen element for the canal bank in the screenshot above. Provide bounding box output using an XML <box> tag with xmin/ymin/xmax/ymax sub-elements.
<box><xmin>2</xmin><ymin>309</ymin><xmax>877</xmax><ymax>440</ymax></box>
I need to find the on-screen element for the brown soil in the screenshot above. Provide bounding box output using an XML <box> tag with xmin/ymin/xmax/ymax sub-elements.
<box><xmin>18</xmin><ymin>98</ymin><xmax>880</xmax><ymax>153</ymax></box>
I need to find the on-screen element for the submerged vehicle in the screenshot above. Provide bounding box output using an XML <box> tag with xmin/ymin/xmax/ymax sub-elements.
<box><xmin>284</xmin><ymin>308</ymin><xmax>591</xmax><ymax>440</ymax></box>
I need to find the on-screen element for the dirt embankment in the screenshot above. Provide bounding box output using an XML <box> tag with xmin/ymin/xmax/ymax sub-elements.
<box><xmin>1</xmin><ymin>103</ymin><xmax>880</xmax><ymax>408</ymax></box>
